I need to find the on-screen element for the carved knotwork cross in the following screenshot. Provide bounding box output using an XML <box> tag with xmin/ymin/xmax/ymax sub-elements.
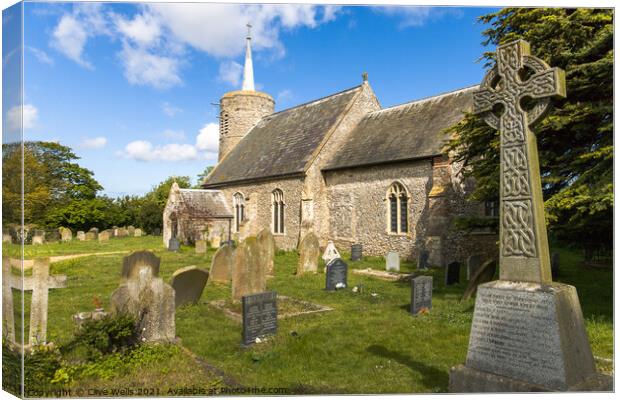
<box><xmin>473</xmin><ymin>40</ymin><xmax>566</xmax><ymax>283</ymax></box>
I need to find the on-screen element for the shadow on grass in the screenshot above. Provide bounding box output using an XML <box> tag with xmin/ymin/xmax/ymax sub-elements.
<box><xmin>366</xmin><ymin>344</ymin><xmax>448</xmax><ymax>388</ymax></box>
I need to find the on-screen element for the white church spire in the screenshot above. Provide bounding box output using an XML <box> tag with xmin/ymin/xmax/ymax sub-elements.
<box><xmin>241</xmin><ymin>23</ymin><xmax>255</xmax><ymax>91</ymax></box>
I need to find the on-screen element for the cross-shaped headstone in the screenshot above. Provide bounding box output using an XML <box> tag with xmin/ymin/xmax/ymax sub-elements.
<box><xmin>473</xmin><ymin>39</ymin><xmax>566</xmax><ymax>283</ymax></box>
<box><xmin>2</xmin><ymin>257</ymin><xmax>67</xmax><ymax>347</ymax></box>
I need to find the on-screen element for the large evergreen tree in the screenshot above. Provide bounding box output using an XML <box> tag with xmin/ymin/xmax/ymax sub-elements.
<box><xmin>447</xmin><ymin>8</ymin><xmax>613</xmax><ymax>255</ymax></box>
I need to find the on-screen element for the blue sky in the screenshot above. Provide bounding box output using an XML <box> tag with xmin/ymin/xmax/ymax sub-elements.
<box><xmin>4</xmin><ymin>2</ymin><xmax>499</xmax><ymax>197</ymax></box>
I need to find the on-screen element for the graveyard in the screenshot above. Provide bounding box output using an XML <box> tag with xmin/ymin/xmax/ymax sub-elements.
<box><xmin>2</xmin><ymin>234</ymin><xmax>612</xmax><ymax>395</ymax></box>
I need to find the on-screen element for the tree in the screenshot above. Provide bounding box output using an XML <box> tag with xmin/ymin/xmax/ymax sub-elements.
<box><xmin>446</xmin><ymin>8</ymin><xmax>613</xmax><ymax>253</ymax></box>
<box><xmin>137</xmin><ymin>176</ymin><xmax>192</xmax><ymax>233</ymax></box>
<box><xmin>195</xmin><ymin>166</ymin><xmax>215</xmax><ymax>188</ymax></box>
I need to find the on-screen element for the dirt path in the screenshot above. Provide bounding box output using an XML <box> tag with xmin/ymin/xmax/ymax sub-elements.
<box><xmin>11</xmin><ymin>250</ymin><xmax>158</xmax><ymax>269</ymax></box>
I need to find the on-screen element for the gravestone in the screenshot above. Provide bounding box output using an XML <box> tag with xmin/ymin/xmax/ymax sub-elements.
<box><xmin>417</xmin><ymin>249</ymin><xmax>429</xmax><ymax>270</ymax></box>
<box><xmin>210</xmin><ymin>243</ymin><xmax>235</xmax><ymax>283</ymax></box>
<box><xmin>298</xmin><ymin>232</ymin><xmax>320</xmax><ymax>274</ymax></box>
<box><xmin>232</xmin><ymin>237</ymin><xmax>265</xmax><ymax>302</ymax></box>
<box><xmin>445</xmin><ymin>261</ymin><xmax>460</xmax><ymax>285</ymax></box>
<box><xmin>59</xmin><ymin>227</ymin><xmax>72</xmax><ymax>242</ymax></box>
<box><xmin>461</xmin><ymin>259</ymin><xmax>497</xmax><ymax>302</ymax></box>
<box><xmin>98</xmin><ymin>230</ymin><xmax>110</xmax><ymax>242</ymax></box>
<box><xmin>77</xmin><ymin>231</ymin><xmax>86</xmax><ymax>241</ymax></box>
<box><xmin>350</xmin><ymin>244</ymin><xmax>363</xmax><ymax>261</ymax></box>
<box><xmin>257</xmin><ymin>229</ymin><xmax>276</xmax><ymax>276</ymax></box>
<box><xmin>322</xmin><ymin>240</ymin><xmax>341</xmax><ymax>264</ymax></box>
<box><xmin>411</xmin><ymin>276</ymin><xmax>433</xmax><ymax>315</ymax></box>
<box><xmin>195</xmin><ymin>240</ymin><xmax>207</xmax><ymax>254</ymax></box>
<box><xmin>2</xmin><ymin>257</ymin><xmax>67</xmax><ymax>346</ymax></box>
<box><xmin>134</xmin><ymin>228</ymin><xmax>142</xmax><ymax>237</ymax></box>
<box><xmin>168</xmin><ymin>238</ymin><xmax>180</xmax><ymax>251</ymax></box>
<box><xmin>47</xmin><ymin>230</ymin><xmax>61</xmax><ymax>243</ymax></box>
<box><xmin>127</xmin><ymin>226</ymin><xmax>136</xmax><ymax>237</ymax></box>
<box><xmin>450</xmin><ymin>40</ymin><xmax>606</xmax><ymax>392</ymax></box>
<box><xmin>118</xmin><ymin>228</ymin><xmax>129</xmax><ymax>238</ymax></box>
<box><xmin>170</xmin><ymin>266</ymin><xmax>209</xmax><ymax>308</ymax></box>
<box><xmin>85</xmin><ymin>231</ymin><xmax>96</xmax><ymax>241</ymax></box>
<box><xmin>325</xmin><ymin>258</ymin><xmax>348</xmax><ymax>291</ymax></box>
<box><xmin>466</xmin><ymin>255</ymin><xmax>481</xmax><ymax>280</ymax></box>
<box><xmin>242</xmin><ymin>291</ymin><xmax>277</xmax><ymax>345</ymax></box>
<box><xmin>2</xmin><ymin>230</ymin><xmax>11</xmax><ymax>243</ymax></box>
<box><xmin>32</xmin><ymin>233</ymin><xmax>45</xmax><ymax>245</ymax></box>
<box><xmin>111</xmin><ymin>251</ymin><xmax>175</xmax><ymax>342</ymax></box>
<box><xmin>386</xmin><ymin>251</ymin><xmax>400</xmax><ymax>272</ymax></box>
<box><xmin>211</xmin><ymin>235</ymin><xmax>221</xmax><ymax>248</ymax></box>
<box><xmin>551</xmin><ymin>252</ymin><xmax>559</xmax><ymax>280</ymax></box>
<box><xmin>152</xmin><ymin>227</ymin><xmax>161</xmax><ymax>236</ymax></box>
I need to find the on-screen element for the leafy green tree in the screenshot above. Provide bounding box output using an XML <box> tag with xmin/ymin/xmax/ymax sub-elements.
<box><xmin>447</xmin><ymin>8</ymin><xmax>613</xmax><ymax>254</ymax></box>
<box><xmin>195</xmin><ymin>166</ymin><xmax>214</xmax><ymax>187</ymax></box>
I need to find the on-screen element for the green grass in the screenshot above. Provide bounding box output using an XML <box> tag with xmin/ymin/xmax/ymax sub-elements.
<box><xmin>4</xmin><ymin>237</ymin><xmax>613</xmax><ymax>394</ymax></box>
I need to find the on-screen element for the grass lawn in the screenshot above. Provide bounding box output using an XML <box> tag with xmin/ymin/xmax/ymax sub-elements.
<box><xmin>3</xmin><ymin>236</ymin><xmax>613</xmax><ymax>394</ymax></box>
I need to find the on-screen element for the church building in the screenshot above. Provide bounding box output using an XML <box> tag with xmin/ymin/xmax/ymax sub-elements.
<box><xmin>168</xmin><ymin>28</ymin><xmax>497</xmax><ymax>264</ymax></box>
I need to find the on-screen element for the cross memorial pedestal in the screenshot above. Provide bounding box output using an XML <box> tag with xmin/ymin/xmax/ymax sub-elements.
<box><xmin>449</xmin><ymin>40</ymin><xmax>610</xmax><ymax>392</ymax></box>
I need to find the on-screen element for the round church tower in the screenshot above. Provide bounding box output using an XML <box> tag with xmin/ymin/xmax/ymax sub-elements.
<box><xmin>218</xmin><ymin>24</ymin><xmax>274</xmax><ymax>161</ymax></box>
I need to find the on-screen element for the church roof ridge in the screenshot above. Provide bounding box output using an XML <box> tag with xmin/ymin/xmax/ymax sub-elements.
<box><xmin>266</xmin><ymin>84</ymin><xmax>363</xmax><ymax>118</ymax></box>
<box><xmin>370</xmin><ymin>85</ymin><xmax>478</xmax><ymax>117</ymax></box>
<box><xmin>178</xmin><ymin>188</ymin><xmax>221</xmax><ymax>193</ymax></box>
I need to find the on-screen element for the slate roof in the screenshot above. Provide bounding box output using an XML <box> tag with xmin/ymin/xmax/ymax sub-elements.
<box><xmin>203</xmin><ymin>85</ymin><xmax>363</xmax><ymax>187</ymax></box>
<box><xmin>322</xmin><ymin>86</ymin><xmax>476</xmax><ymax>171</ymax></box>
<box><xmin>177</xmin><ymin>189</ymin><xmax>233</xmax><ymax>218</ymax></box>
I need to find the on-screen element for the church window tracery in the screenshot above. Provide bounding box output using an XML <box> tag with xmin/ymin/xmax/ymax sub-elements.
<box><xmin>272</xmin><ymin>189</ymin><xmax>285</xmax><ymax>234</ymax></box>
<box><xmin>233</xmin><ymin>192</ymin><xmax>245</xmax><ymax>232</ymax></box>
<box><xmin>386</xmin><ymin>182</ymin><xmax>409</xmax><ymax>234</ymax></box>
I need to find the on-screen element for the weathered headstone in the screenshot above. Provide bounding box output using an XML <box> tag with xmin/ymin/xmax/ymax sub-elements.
<box><xmin>450</xmin><ymin>40</ymin><xmax>606</xmax><ymax>392</ymax></box>
<box><xmin>322</xmin><ymin>240</ymin><xmax>341</xmax><ymax>264</ymax></box>
<box><xmin>298</xmin><ymin>232</ymin><xmax>320</xmax><ymax>274</ymax></box>
<box><xmin>445</xmin><ymin>261</ymin><xmax>460</xmax><ymax>286</ymax></box>
<box><xmin>210</xmin><ymin>235</ymin><xmax>221</xmax><ymax>248</ymax></box>
<box><xmin>417</xmin><ymin>249</ymin><xmax>429</xmax><ymax>270</ymax></box>
<box><xmin>551</xmin><ymin>252</ymin><xmax>560</xmax><ymax>280</ymax></box>
<box><xmin>111</xmin><ymin>251</ymin><xmax>175</xmax><ymax>342</ymax></box>
<box><xmin>85</xmin><ymin>231</ymin><xmax>96</xmax><ymax>241</ymax></box>
<box><xmin>32</xmin><ymin>234</ymin><xmax>45</xmax><ymax>245</ymax></box>
<box><xmin>257</xmin><ymin>229</ymin><xmax>276</xmax><ymax>276</ymax></box>
<box><xmin>411</xmin><ymin>276</ymin><xmax>432</xmax><ymax>315</ymax></box>
<box><xmin>77</xmin><ymin>231</ymin><xmax>86</xmax><ymax>241</ymax></box>
<box><xmin>242</xmin><ymin>291</ymin><xmax>277</xmax><ymax>345</ymax></box>
<box><xmin>59</xmin><ymin>227</ymin><xmax>72</xmax><ymax>242</ymax></box>
<box><xmin>89</xmin><ymin>227</ymin><xmax>99</xmax><ymax>235</ymax></box>
<box><xmin>2</xmin><ymin>257</ymin><xmax>67</xmax><ymax>346</ymax></box>
<box><xmin>168</xmin><ymin>238</ymin><xmax>180</xmax><ymax>251</ymax></box>
<box><xmin>386</xmin><ymin>251</ymin><xmax>400</xmax><ymax>272</ymax></box>
<box><xmin>232</xmin><ymin>237</ymin><xmax>265</xmax><ymax>301</ymax></box>
<box><xmin>170</xmin><ymin>266</ymin><xmax>209</xmax><ymax>308</ymax></box>
<box><xmin>134</xmin><ymin>228</ymin><xmax>142</xmax><ymax>237</ymax></box>
<box><xmin>461</xmin><ymin>259</ymin><xmax>497</xmax><ymax>302</ymax></box>
<box><xmin>325</xmin><ymin>258</ymin><xmax>348</xmax><ymax>291</ymax></box>
<box><xmin>210</xmin><ymin>243</ymin><xmax>235</xmax><ymax>283</ymax></box>
<box><xmin>466</xmin><ymin>255</ymin><xmax>481</xmax><ymax>280</ymax></box>
<box><xmin>2</xmin><ymin>230</ymin><xmax>12</xmax><ymax>243</ymax></box>
<box><xmin>195</xmin><ymin>240</ymin><xmax>207</xmax><ymax>254</ymax></box>
<box><xmin>127</xmin><ymin>226</ymin><xmax>136</xmax><ymax>237</ymax></box>
<box><xmin>350</xmin><ymin>244</ymin><xmax>363</xmax><ymax>261</ymax></box>
<box><xmin>98</xmin><ymin>230</ymin><xmax>110</xmax><ymax>242</ymax></box>
<box><xmin>152</xmin><ymin>227</ymin><xmax>161</xmax><ymax>236</ymax></box>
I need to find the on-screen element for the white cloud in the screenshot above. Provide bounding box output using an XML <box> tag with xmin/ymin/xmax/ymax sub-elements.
<box><xmin>373</xmin><ymin>6</ymin><xmax>462</xmax><ymax>28</ymax></box>
<box><xmin>27</xmin><ymin>46</ymin><xmax>54</xmax><ymax>66</ymax></box>
<box><xmin>162</xmin><ymin>129</ymin><xmax>186</xmax><ymax>141</ymax></box>
<box><xmin>80</xmin><ymin>136</ymin><xmax>107</xmax><ymax>149</ymax></box>
<box><xmin>161</xmin><ymin>102</ymin><xmax>182</xmax><ymax>117</ymax></box>
<box><xmin>196</xmin><ymin>123</ymin><xmax>219</xmax><ymax>153</ymax></box>
<box><xmin>218</xmin><ymin>61</ymin><xmax>243</xmax><ymax>87</ymax></box>
<box><xmin>51</xmin><ymin>14</ymin><xmax>92</xmax><ymax>68</ymax></box>
<box><xmin>113</xmin><ymin>12</ymin><xmax>161</xmax><ymax>47</ymax></box>
<box><xmin>119</xmin><ymin>42</ymin><xmax>182</xmax><ymax>89</ymax></box>
<box><xmin>6</xmin><ymin>104</ymin><xmax>39</xmax><ymax>131</ymax></box>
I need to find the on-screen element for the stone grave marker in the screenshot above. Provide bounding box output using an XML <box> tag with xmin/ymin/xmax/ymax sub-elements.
<box><xmin>127</xmin><ymin>226</ymin><xmax>136</xmax><ymax>236</ymax></box>
<box><xmin>297</xmin><ymin>232</ymin><xmax>320</xmax><ymax>275</ymax></box>
<box><xmin>325</xmin><ymin>258</ymin><xmax>348</xmax><ymax>291</ymax></box>
<box><xmin>257</xmin><ymin>229</ymin><xmax>276</xmax><ymax>276</ymax></box>
<box><xmin>350</xmin><ymin>243</ymin><xmax>363</xmax><ymax>261</ymax></box>
<box><xmin>170</xmin><ymin>266</ymin><xmax>209</xmax><ymax>308</ymax></box>
<box><xmin>59</xmin><ymin>227</ymin><xmax>72</xmax><ymax>242</ymax></box>
<box><xmin>89</xmin><ymin>227</ymin><xmax>99</xmax><ymax>235</ymax></box>
<box><xmin>32</xmin><ymin>231</ymin><xmax>45</xmax><ymax>245</ymax></box>
<box><xmin>152</xmin><ymin>227</ymin><xmax>161</xmax><ymax>236</ymax></box>
<box><xmin>461</xmin><ymin>259</ymin><xmax>497</xmax><ymax>302</ymax></box>
<box><xmin>76</xmin><ymin>231</ymin><xmax>86</xmax><ymax>241</ymax></box>
<box><xmin>195</xmin><ymin>240</ymin><xmax>207</xmax><ymax>254</ymax></box>
<box><xmin>232</xmin><ymin>237</ymin><xmax>265</xmax><ymax>302</ymax></box>
<box><xmin>168</xmin><ymin>238</ymin><xmax>180</xmax><ymax>251</ymax></box>
<box><xmin>85</xmin><ymin>231</ymin><xmax>96</xmax><ymax>241</ymax></box>
<box><xmin>210</xmin><ymin>235</ymin><xmax>221</xmax><ymax>248</ymax></box>
<box><xmin>450</xmin><ymin>39</ymin><xmax>606</xmax><ymax>392</ymax></box>
<box><xmin>98</xmin><ymin>230</ymin><xmax>110</xmax><ymax>242</ymax></box>
<box><xmin>2</xmin><ymin>257</ymin><xmax>67</xmax><ymax>346</ymax></box>
<box><xmin>210</xmin><ymin>243</ymin><xmax>235</xmax><ymax>283</ymax></box>
<box><xmin>242</xmin><ymin>291</ymin><xmax>277</xmax><ymax>345</ymax></box>
<box><xmin>134</xmin><ymin>228</ymin><xmax>142</xmax><ymax>237</ymax></box>
<box><xmin>111</xmin><ymin>251</ymin><xmax>175</xmax><ymax>342</ymax></box>
<box><xmin>411</xmin><ymin>276</ymin><xmax>433</xmax><ymax>315</ymax></box>
<box><xmin>551</xmin><ymin>252</ymin><xmax>559</xmax><ymax>280</ymax></box>
<box><xmin>466</xmin><ymin>255</ymin><xmax>481</xmax><ymax>280</ymax></box>
<box><xmin>445</xmin><ymin>261</ymin><xmax>460</xmax><ymax>286</ymax></box>
<box><xmin>417</xmin><ymin>249</ymin><xmax>429</xmax><ymax>270</ymax></box>
<box><xmin>386</xmin><ymin>251</ymin><xmax>400</xmax><ymax>272</ymax></box>
<box><xmin>2</xmin><ymin>230</ymin><xmax>12</xmax><ymax>243</ymax></box>
<box><xmin>322</xmin><ymin>240</ymin><xmax>341</xmax><ymax>264</ymax></box>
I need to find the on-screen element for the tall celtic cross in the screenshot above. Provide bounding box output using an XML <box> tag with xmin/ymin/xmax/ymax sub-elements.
<box><xmin>473</xmin><ymin>40</ymin><xmax>566</xmax><ymax>283</ymax></box>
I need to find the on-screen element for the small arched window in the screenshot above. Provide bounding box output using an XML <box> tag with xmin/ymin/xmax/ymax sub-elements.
<box><xmin>272</xmin><ymin>189</ymin><xmax>285</xmax><ymax>234</ymax></box>
<box><xmin>387</xmin><ymin>182</ymin><xmax>409</xmax><ymax>234</ymax></box>
<box><xmin>233</xmin><ymin>192</ymin><xmax>245</xmax><ymax>232</ymax></box>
